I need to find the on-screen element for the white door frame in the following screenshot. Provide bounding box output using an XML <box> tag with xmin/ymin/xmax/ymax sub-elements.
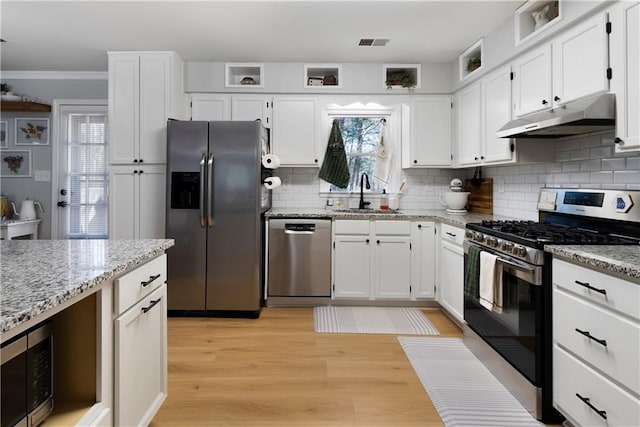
<box><xmin>51</xmin><ymin>99</ymin><xmax>108</xmax><ymax>239</ymax></box>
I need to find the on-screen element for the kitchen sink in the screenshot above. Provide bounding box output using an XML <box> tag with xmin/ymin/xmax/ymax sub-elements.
<box><xmin>333</xmin><ymin>208</ymin><xmax>402</xmax><ymax>214</ymax></box>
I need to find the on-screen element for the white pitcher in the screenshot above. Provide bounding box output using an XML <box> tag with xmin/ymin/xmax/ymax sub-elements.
<box><xmin>11</xmin><ymin>198</ymin><xmax>44</xmax><ymax>220</ymax></box>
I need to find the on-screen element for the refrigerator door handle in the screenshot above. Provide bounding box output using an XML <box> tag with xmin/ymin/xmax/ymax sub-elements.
<box><xmin>199</xmin><ymin>153</ymin><xmax>206</xmax><ymax>228</ymax></box>
<box><xmin>207</xmin><ymin>153</ymin><xmax>214</xmax><ymax>227</ymax></box>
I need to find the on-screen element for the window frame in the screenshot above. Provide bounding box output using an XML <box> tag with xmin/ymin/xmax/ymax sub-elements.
<box><xmin>319</xmin><ymin>103</ymin><xmax>403</xmax><ymax>195</ymax></box>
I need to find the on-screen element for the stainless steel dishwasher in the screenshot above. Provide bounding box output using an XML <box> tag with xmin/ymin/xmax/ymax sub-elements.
<box><xmin>268</xmin><ymin>219</ymin><xmax>331</xmax><ymax>297</ymax></box>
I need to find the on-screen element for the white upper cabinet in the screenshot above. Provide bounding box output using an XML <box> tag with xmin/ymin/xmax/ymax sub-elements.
<box><xmin>482</xmin><ymin>65</ymin><xmax>515</xmax><ymax>164</ymax></box>
<box><xmin>552</xmin><ymin>12</ymin><xmax>609</xmax><ymax>105</ymax></box>
<box><xmin>190</xmin><ymin>94</ymin><xmax>231</xmax><ymax>120</ymax></box>
<box><xmin>232</xmin><ymin>95</ymin><xmax>271</xmax><ymax>126</ymax></box>
<box><xmin>455</xmin><ymin>82</ymin><xmax>483</xmax><ymax>166</ymax></box>
<box><xmin>109</xmin><ymin>52</ymin><xmax>185</xmax><ymax>164</ymax></box>
<box><xmin>512</xmin><ymin>44</ymin><xmax>553</xmax><ymax>117</ymax></box>
<box><xmin>271</xmin><ymin>96</ymin><xmax>319</xmax><ymax>166</ymax></box>
<box><xmin>513</xmin><ymin>13</ymin><xmax>610</xmax><ymax>118</ymax></box>
<box><xmin>610</xmin><ymin>1</ymin><xmax>640</xmax><ymax>153</ymax></box>
<box><xmin>403</xmin><ymin>96</ymin><xmax>452</xmax><ymax>168</ymax></box>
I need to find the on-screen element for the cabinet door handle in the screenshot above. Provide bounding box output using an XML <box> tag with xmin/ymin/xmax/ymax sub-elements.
<box><xmin>614</xmin><ymin>137</ymin><xmax>624</xmax><ymax>145</ymax></box>
<box><xmin>575</xmin><ymin>393</ymin><xmax>607</xmax><ymax>420</ymax></box>
<box><xmin>574</xmin><ymin>328</ymin><xmax>607</xmax><ymax>347</ymax></box>
<box><xmin>574</xmin><ymin>280</ymin><xmax>607</xmax><ymax>295</ymax></box>
<box><xmin>141</xmin><ymin>274</ymin><xmax>161</xmax><ymax>287</ymax></box>
<box><xmin>376</xmin><ymin>240</ymin><xmax>380</xmax><ymax>245</ymax></box>
<box><xmin>365</xmin><ymin>239</ymin><xmax>370</xmax><ymax>244</ymax></box>
<box><xmin>446</xmin><ymin>232</ymin><xmax>456</xmax><ymax>237</ymax></box>
<box><xmin>542</xmin><ymin>99</ymin><xmax>548</xmax><ymax>105</ymax></box>
<box><xmin>134</xmin><ymin>159</ymin><xmax>138</xmax><ymax>163</ymax></box>
<box><xmin>142</xmin><ymin>298</ymin><xmax>162</xmax><ymax>314</ymax></box>
<box><xmin>554</xmin><ymin>96</ymin><xmax>560</xmax><ymax>102</ymax></box>
<box><xmin>418</xmin><ymin>224</ymin><xmax>422</xmax><ymax>229</ymax></box>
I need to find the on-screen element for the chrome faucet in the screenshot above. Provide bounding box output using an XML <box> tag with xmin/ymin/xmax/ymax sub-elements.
<box><xmin>359</xmin><ymin>173</ymin><xmax>371</xmax><ymax>209</ymax></box>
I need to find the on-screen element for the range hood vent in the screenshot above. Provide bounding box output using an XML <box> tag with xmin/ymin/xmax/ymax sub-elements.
<box><xmin>497</xmin><ymin>93</ymin><xmax>615</xmax><ymax>138</ymax></box>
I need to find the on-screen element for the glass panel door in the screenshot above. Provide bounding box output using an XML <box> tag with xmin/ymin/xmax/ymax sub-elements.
<box><xmin>57</xmin><ymin>105</ymin><xmax>109</xmax><ymax>239</ymax></box>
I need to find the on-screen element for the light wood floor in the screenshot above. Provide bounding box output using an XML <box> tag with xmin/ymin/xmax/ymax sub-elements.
<box><xmin>150</xmin><ymin>307</ymin><xmax>462</xmax><ymax>426</ymax></box>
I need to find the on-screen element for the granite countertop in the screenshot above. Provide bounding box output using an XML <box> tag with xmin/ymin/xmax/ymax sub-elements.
<box><xmin>0</xmin><ymin>218</ymin><xmax>42</xmax><ymax>225</ymax></box>
<box><xmin>265</xmin><ymin>207</ymin><xmax>512</xmax><ymax>228</ymax></box>
<box><xmin>546</xmin><ymin>245</ymin><xmax>640</xmax><ymax>282</ymax></box>
<box><xmin>0</xmin><ymin>239</ymin><xmax>174</xmax><ymax>337</ymax></box>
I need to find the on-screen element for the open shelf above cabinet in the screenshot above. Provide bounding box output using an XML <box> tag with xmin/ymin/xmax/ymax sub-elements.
<box><xmin>304</xmin><ymin>64</ymin><xmax>341</xmax><ymax>88</ymax></box>
<box><xmin>515</xmin><ymin>0</ymin><xmax>562</xmax><ymax>45</ymax></box>
<box><xmin>225</xmin><ymin>63</ymin><xmax>264</xmax><ymax>88</ymax></box>
<box><xmin>459</xmin><ymin>39</ymin><xmax>484</xmax><ymax>81</ymax></box>
<box><xmin>384</xmin><ymin>64</ymin><xmax>421</xmax><ymax>89</ymax></box>
<box><xmin>0</xmin><ymin>101</ymin><xmax>51</xmax><ymax>112</ymax></box>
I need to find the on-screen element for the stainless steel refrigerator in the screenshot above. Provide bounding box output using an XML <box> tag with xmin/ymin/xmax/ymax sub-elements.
<box><xmin>165</xmin><ymin>120</ymin><xmax>269</xmax><ymax>317</ymax></box>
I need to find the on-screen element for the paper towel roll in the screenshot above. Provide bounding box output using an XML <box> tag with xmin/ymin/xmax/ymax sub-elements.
<box><xmin>262</xmin><ymin>154</ymin><xmax>281</xmax><ymax>169</ymax></box>
<box><xmin>263</xmin><ymin>176</ymin><xmax>282</xmax><ymax>190</ymax></box>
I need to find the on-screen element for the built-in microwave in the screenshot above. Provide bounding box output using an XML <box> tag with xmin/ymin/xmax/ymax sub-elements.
<box><xmin>1</xmin><ymin>322</ymin><xmax>54</xmax><ymax>427</ymax></box>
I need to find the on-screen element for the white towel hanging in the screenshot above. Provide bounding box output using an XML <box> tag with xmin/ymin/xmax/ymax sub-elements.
<box><xmin>374</xmin><ymin>121</ymin><xmax>392</xmax><ymax>184</ymax></box>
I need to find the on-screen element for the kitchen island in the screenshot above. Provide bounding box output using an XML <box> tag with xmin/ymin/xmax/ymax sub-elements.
<box><xmin>0</xmin><ymin>239</ymin><xmax>173</xmax><ymax>427</ymax></box>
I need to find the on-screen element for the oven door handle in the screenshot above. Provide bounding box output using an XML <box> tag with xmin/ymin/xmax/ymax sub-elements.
<box><xmin>495</xmin><ymin>256</ymin><xmax>542</xmax><ymax>286</ymax></box>
<box><xmin>496</xmin><ymin>257</ymin><xmax>536</xmax><ymax>273</ymax></box>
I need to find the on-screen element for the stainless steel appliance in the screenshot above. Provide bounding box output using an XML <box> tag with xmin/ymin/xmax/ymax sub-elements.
<box><xmin>1</xmin><ymin>322</ymin><xmax>53</xmax><ymax>427</ymax></box>
<box><xmin>268</xmin><ymin>219</ymin><xmax>331</xmax><ymax>300</ymax></box>
<box><xmin>166</xmin><ymin>120</ymin><xmax>271</xmax><ymax>317</ymax></box>
<box><xmin>463</xmin><ymin>188</ymin><xmax>640</xmax><ymax>423</ymax></box>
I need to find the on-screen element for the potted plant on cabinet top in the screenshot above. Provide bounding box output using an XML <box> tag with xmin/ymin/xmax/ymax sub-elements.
<box><xmin>466</xmin><ymin>56</ymin><xmax>481</xmax><ymax>73</ymax></box>
<box><xmin>385</xmin><ymin>70</ymin><xmax>416</xmax><ymax>89</ymax></box>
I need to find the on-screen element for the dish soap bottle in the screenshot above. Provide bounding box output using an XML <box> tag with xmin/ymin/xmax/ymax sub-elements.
<box><xmin>380</xmin><ymin>189</ymin><xmax>389</xmax><ymax>210</ymax></box>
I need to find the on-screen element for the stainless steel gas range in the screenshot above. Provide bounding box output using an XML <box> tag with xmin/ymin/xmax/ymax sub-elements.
<box><xmin>462</xmin><ymin>188</ymin><xmax>640</xmax><ymax>423</ymax></box>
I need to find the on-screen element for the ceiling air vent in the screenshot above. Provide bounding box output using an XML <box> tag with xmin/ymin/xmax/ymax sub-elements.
<box><xmin>358</xmin><ymin>38</ymin><xmax>389</xmax><ymax>47</ymax></box>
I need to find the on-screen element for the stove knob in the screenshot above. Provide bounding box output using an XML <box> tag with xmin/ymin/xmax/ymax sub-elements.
<box><xmin>475</xmin><ymin>232</ymin><xmax>485</xmax><ymax>243</ymax></box>
<box><xmin>486</xmin><ymin>237</ymin><xmax>498</xmax><ymax>247</ymax></box>
<box><xmin>465</xmin><ymin>230</ymin><xmax>474</xmax><ymax>240</ymax></box>
<box><xmin>513</xmin><ymin>245</ymin><xmax>527</xmax><ymax>257</ymax></box>
<box><xmin>502</xmin><ymin>241</ymin><xmax>514</xmax><ymax>252</ymax></box>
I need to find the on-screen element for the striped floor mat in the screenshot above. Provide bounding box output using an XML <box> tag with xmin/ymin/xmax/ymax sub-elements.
<box><xmin>313</xmin><ymin>306</ymin><xmax>439</xmax><ymax>335</ymax></box>
<box><xmin>399</xmin><ymin>337</ymin><xmax>542</xmax><ymax>427</ymax></box>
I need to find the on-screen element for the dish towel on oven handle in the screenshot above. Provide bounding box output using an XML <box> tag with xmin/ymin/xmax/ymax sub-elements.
<box><xmin>479</xmin><ymin>251</ymin><xmax>499</xmax><ymax>311</ymax></box>
<box><xmin>373</xmin><ymin>119</ymin><xmax>392</xmax><ymax>184</ymax></box>
<box><xmin>319</xmin><ymin>119</ymin><xmax>350</xmax><ymax>189</ymax></box>
<box><xmin>464</xmin><ymin>245</ymin><xmax>481</xmax><ymax>299</ymax></box>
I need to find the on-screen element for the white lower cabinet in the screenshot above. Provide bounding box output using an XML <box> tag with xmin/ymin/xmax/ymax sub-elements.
<box><xmin>410</xmin><ymin>222</ymin><xmax>436</xmax><ymax>298</ymax></box>
<box><xmin>114</xmin><ymin>255</ymin><xmax>168</xmax><ymax>427</ymax></box>
<box><xmin>332</xmin><ymin>219</ymin><xmax>434</xmax><ymax>301</ymax></box>
<box><xmin>437</xmin><ymin>223</ymin><xmax>464</xmax><ymax>323</ymax></box>
<box><xmin>109</xmin><ymin>165</ymin><xmax>166</xmax><ymax>239</ymax></box>
<box><xmin>333</xmin><ymin>235</ymin><xmax>371</xmax><ymax>298</ymax></box>
<box><xmin>552</xmin><ymin>258</ymin><xmax>640</xmax><ymax>426</ymax></box>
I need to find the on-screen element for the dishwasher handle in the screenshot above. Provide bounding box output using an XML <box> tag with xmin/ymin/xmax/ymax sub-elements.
<box><xmin>284</xmin><ymin>223</ymin><xmax>316</xmax><ymax>235</ymax></box>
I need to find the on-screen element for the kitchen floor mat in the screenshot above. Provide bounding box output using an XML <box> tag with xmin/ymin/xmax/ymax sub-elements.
<box><xmin>313</xmin><ymin>306</ymin><xmax>439</xmax><ymax>335</ymax></box>
<box><xmin>398</xmin><ymin>337</ymin><xmax>542</xmax><ymax>427</ymax></box>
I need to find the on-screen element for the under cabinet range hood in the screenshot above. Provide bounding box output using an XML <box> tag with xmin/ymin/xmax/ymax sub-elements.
<box><xmin>497</xmin><ymin>93</ymin><xmax>615</xmax><ymax>138</ymax></box>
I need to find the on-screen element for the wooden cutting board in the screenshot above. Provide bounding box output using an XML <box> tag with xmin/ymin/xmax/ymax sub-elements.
<box><xmin>465</xmin><ymin>178</ymin><xmax>493</xmax><ymax>214</ymax></box>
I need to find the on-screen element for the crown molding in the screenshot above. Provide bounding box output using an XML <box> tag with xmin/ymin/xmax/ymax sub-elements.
<box><xmin>0</xmin><ymin>71</ymin><xmax>108</xmax><ymax>80</ymax></box>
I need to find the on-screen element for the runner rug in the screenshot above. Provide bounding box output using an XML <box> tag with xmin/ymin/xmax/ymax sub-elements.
<box><xmin>313</xmin><ymin>306</ymin><xmax>439</xmax><ymax>335</ymax></box>
<box><xmin>398</xmin><ymin>337</ymin><xmax>542</xmax><ymax>426</ymax></box>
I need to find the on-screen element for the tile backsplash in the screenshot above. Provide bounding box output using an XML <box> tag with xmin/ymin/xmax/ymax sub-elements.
<box><xmin>271</xmin><ymin>131</ymin><xmax>640</xmax><ymax>220</ymax></box>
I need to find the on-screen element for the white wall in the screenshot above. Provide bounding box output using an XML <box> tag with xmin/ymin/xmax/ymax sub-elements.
<box><xmin>471</xmin><ymin>131</ymin><xmax>640</xmax><ymax>221</ymax></box>
<box><xmin>186</xmin><ymin>62</ymin><xmax>453</xmax><ymax>94</ymax></box>
<box><xmin>272</xmin><ymin>130</ymin><xmax>640</xmax><ymax>220</ymax></box>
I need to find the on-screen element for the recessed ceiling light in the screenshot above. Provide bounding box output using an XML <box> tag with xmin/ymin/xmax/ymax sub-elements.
<box><xmin>358</xmin><ymin>38</ymin><xmax>389</xmax><ymax>47</ymax></box>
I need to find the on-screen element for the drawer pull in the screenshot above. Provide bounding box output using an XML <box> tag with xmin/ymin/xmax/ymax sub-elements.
<box><xmin>446</xmin><ymin>232</ymin><xmax>457</xmax><ymax>237</ymax></box>
<box><xmin>574</xmin><ymin>280</ymin><xmax>607</xmax><ymax>295</ymax></box>
<box><xmin>575</xmin><ymin>328</ymin><xmax>607</xmax><ymax>347</ymax></box>
<box><xmin>575</xmin><ymin>393</ymin><xmax>607</xmax><ymax>420</ymax></box>
<box><xmin>141</xmin><ymin>274</ymin><xmax>161</xmax><ymax>287</ymax></box>
<box><xmin>141</xmin><ymin>298</ymin><xmax>161</xmax><ymax>314</ymax></box>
